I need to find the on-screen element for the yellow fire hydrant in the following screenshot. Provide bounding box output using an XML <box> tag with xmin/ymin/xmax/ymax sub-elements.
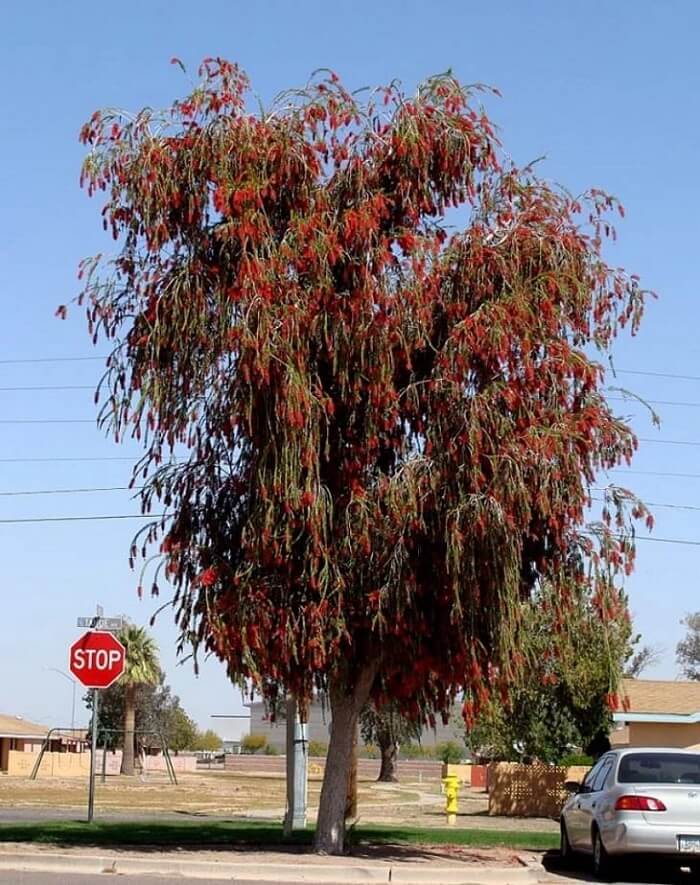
<box><xmin>442</xmin><ymin>774</ymin><xmax>459</xmax><ymax>826</ymax></box>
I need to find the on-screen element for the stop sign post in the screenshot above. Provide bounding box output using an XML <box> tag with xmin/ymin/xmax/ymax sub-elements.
<box><xmin>69</xmin><ymin>630</ymin><xmax>126</xmax><ymax>822</ymax></box>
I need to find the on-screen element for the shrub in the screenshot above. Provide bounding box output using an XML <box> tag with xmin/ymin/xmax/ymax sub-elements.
<box><xmin>436</xmin><ymin>740</ymin><xmax>464</xmax><ymax>764</ymax></box>
<box><xmin>399</xmin><ymin>742</ymin><xmax>435</xmax><ymax>759</ymax></box>
<box><xmin>264</xmin><ymin>743</ymin><xmax>280</xmax><ymax>755</ymax></box>
<box><xmin>241</xmin><ymin>733</ymin><xmax>268</xmax><ymax>755</ymax></box>
<box><xmin>559</xmin><ymin>753</ymin><xmax>593</xmax><ymax>767</ymax></box>
<box><xmin>307</xmin><ymin>740</ymin><xmax>328</xmax><ymax>758</ymax></box>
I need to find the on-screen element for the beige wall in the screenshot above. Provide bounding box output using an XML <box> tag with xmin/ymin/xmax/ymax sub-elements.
<box><xmin>613</xmin><ymin>722</ymin><xmax>700</xmax><ymax>750</ymax></box>
<box><xmin>7</xmin><ymin>750</ymin><xmax>197</xmax><ymax>777</ymax></box>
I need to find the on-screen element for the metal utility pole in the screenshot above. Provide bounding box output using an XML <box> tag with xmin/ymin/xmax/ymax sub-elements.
<box><xmin>87</xmin><ymin>688</ymin><xmax>99</xmax><ymax>823</ymax></box>
<box><xmin>283</xmin><ymin>697</ymin><xmax>308</xmax><ymax>834</ymax></box>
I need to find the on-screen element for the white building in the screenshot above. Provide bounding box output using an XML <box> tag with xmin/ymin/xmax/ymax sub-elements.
<box><xmin>247</xmin><ymin>699</ymin><xmax>459</xmax><ymax>752</ymax></box>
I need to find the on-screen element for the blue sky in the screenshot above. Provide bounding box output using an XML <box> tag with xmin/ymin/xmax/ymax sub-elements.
<box><xmin>1</xmin><ymin>1</ymin><xmax>699</xmax><ymax>737</ymax></box>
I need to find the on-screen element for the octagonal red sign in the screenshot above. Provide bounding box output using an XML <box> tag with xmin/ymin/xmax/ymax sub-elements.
<box><xmin>69</xmin><ymin>630</ymin><xmax>126</xmax><ymax>689</ymax></box>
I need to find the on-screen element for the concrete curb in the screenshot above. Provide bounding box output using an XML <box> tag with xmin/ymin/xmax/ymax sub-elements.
<box><xmin>0</xmin><ymin>850</ymin><xmax>538</xmax><ymax>883</ymax></box>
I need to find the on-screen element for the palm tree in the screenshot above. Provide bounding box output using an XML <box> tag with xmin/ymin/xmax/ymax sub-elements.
<box><xmin>118</xmin><ymin>625</ymin><xmax>160</xmax><ymax>775</ymax></box>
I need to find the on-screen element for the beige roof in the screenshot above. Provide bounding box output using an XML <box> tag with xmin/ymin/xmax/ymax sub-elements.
<box><xmin>622</xmin><ymin>679</ymin><xmax>700</xmax><ymax>716</ymax></box>
<box><xmin>0</xmin><ymin>714</ymin><xmax>48</xmax><ymax>738</ymax></box>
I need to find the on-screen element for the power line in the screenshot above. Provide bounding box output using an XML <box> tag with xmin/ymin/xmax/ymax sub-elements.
<box><xmin>639</xmin><ymin>438</ymin><xmax>700</xmax><ymax>448</ymax></box>
<box><xmin>0</xmin><ymin>456</ymin><xmax>136</xmax><ymax>463</ymax></box>
<box><xmin>0</xmin><ymin>486</ymin><xmax>135</xmax><ymax>497</ymax></box>
<box><xmin>614</xmin><ymin>369</ymin><xmax>700</xmax><ymax>382</ymax></box>
<box><xmin>609</xmin><ymin>397</ymin><xmax>700</xmax><ymax>409</ymax></box>
<box><xmin>610</xmin><ymin>469</ymin><xmax>700</xmax><ymax>480</ymax></box>
<box><xmin>0</xmin><ymin>419</ymin><xmax>95</xmax><ymax>425</ymax></box>
<box><xmin>0</xmin><ymin>356</ymin><xmax>105</xmax><ymax>365</ymax></box>
<box><xmin>0</xmin><ymin>385</ymin><xmax>94</xmax><ymax>392</ymax></box>
<box><xmin>0</xmin><ymin>514</ymin><xmax>163</xmax><ymax>525</ymax></box>
<box><xmin>591</xmin><ymin>496</ymin><xmax>700</xmax><ymax>514</ymax></box>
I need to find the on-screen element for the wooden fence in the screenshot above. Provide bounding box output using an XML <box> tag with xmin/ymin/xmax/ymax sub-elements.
<box><xmin>488</xmin><ymin>762</ymin><xmax>589</xmax><ymax>818</ymax></box>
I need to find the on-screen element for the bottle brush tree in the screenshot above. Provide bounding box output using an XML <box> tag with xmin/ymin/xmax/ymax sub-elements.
<box><xmin>69</xmin><ymin>58</ymin><xmax>651</xmax><ymax>853</ymax></box>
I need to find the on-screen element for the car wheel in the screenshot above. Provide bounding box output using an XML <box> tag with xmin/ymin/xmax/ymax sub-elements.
<box><xmin>592</xmin><ymin>828</ymin><xmax>614</xmax><ymax>880</ymax></box>
<box><xmin>560</xmin><ymin>819</ymin><xmax>573</xmax><ymax>866</ymax></box>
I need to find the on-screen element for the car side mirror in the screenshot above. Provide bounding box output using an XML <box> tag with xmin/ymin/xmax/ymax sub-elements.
<box><xmin>564</xmin><ymin>780</ymin><xmax>583</xmax><ymax>794</ymax></box>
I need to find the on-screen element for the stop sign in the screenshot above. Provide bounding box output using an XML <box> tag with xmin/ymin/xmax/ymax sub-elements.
<box><xmin>69</xmin><ymin>630</ymin><xmax>126</xmax><ymax>689</ymax></box>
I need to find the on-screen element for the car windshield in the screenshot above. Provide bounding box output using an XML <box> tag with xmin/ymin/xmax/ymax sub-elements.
<box><xmin>618</xmin><ymin>753</ymin><xmax>700</xmax><ymax>785</ymax></box>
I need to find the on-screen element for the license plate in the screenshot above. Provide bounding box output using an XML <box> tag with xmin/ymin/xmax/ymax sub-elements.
<box><xmin>678</xmin><ymin>836</ymin><xmax>700</xmax><ymax>853</ymax></box>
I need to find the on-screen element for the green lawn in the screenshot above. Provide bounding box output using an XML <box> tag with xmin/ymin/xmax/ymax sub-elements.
<box><xmin>0</xmin><ymin>819</ymin><xmax>558</xmax><ymax>852</ymax></box>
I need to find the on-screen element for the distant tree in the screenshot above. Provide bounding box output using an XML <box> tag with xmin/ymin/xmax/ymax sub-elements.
<box><xmin>625</xmin><ymin>643</ymin><xmax>662</xmax><ymax>678</ymax></box>
<box><xmin>86</xmin><ymin>671</ymin><xmax>195</xmax><ymax>754</ymax></box>
<box><xmin>360</xmin><ymin>701</ymin><xmax>422</xmax><ymax>782</ymax></box>
<box><xmin>193</xmin><ymin>729</ymin><xmax>223</xmax><ymax>752</ymax></box>
<box><xmin>677</xmin><ymin>613</ymin><xmax>700</xmax><ymax>680</ymax></box>
<box><xmin>74</xmin><ymin>58</ymin><xmax>649</xmax><ymax>853</ymax></box>
<box><xmin>167</xmin><ymin>707</ymin><xmax>199</xmax><ymax>752</ymax></box>
<box><xmin>241</xmin><ymin>734</ymin><xmax>268</xmax><ymax>755</ymax></box>
<box><xmin>118</xmin><ymin>626</ymin><xmax>160</xmax><ymax>774</ymax></box>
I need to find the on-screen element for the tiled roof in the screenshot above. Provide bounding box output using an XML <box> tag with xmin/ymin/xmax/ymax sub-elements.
<box><xmin>0</xmin><ymin>714</ymin><xmax>48</xmax><ymax>738</ymax></box>
<box><xmin>622</xmin><ymin>678</ymin><xmax>700</xmax><ymax>716</ymax></box>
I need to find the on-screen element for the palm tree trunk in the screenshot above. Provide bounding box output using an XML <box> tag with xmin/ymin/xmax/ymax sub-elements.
<box><xmin>121</xmin><ymin>685</ymin><xmax>136</xmax><ymax>776</ymax></box>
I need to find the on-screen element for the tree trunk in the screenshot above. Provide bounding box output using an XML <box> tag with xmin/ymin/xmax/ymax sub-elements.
<box><xmin>313</xmin><ymin>666</ymin><xmax>376</xmax><ymax>855</ymax></box>
<box><xmin>377</xmin><ymin>739</ymin><xmax>399</xmax><ymax>782</ymax></box>
<box><xmin>121</xmin><ymin>685</ymin><xmax>136</xmax><ymax>776</ymax></box>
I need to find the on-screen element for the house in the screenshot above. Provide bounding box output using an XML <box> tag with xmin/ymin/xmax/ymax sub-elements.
<box><xmin>0</xmin><ymin>714</ymin><xmax>48</xmax><ymax>772</ymax></box>
<box><xmin>248</xmin><ymin>699</ymin><xmax>458</xmax><ymax>752</ymax></box>
<box><xmin>612</xmin><ymin>678</ymin><xmax>700</xmax><ymax>749</ymax></box>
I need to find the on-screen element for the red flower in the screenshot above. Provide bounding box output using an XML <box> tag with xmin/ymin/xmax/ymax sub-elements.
<box><xmin>199</xmin><ymin>567</ymin><xmax>218</xmax><ymax>587</ymax></box>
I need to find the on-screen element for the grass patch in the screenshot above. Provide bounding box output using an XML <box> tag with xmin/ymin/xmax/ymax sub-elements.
<box><xmin>0</xmin><ymin>819</ymin><xmax>557</xmax><ymax>852</ymax></box>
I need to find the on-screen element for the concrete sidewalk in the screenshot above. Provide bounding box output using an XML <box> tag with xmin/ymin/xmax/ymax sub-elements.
<box><xmin>0</xmin><ymin>842</ymin><xmax>538</xmax><ymax>884</ymax></box>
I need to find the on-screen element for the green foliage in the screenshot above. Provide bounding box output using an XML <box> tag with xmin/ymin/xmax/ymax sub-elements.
<box><xmin>435</xmin><ymin>741</ymin><xmax>464</xmax><ymax>764</ymax></box>
<box><xmin>193</xmin><ymin>729</ymin><xmax>223</xmax><ymax>752</ymax></box>
<box><xmin>264</xmin><ymin>743</ymin><xmax>280</xmax><ymax>755</ymax></box>
<box><xmin>398</xmin><ymin>742</ymin><xmax>435</xmax><ymax>759</ymax></box>
<box><xmin>241</xmin><ymin>734</ymin><xmax>268</xmax><ymax>755</ymax></box>
<box><xmin>559</xmin><ymin>753</ymin><xmax>594</xmax><ymax>767</ymax></box>
<box><xmin>167</xmin><ymin>707</ymin><xmax>199</xmax><ymax>752</ymax></box>
<box><xmin>118</xmin><ymin>625</ymin><xmax>160</xmax><ymax>689</ymax></box>
<box><xmin>360</xmin><ymin>702</ymin><xmax>422</xmax><ymax>754</ymax></box>
<box><xmin>0</xmin><ymin>819</ymin><xmax>559</xmax><ymax>852</ymax></box>
<box><xmin>463</xmin><ymin>584</ymin><xmax>633</xmax><ymax>764</ymax></box>
<box><xmin>86</xmin><ymin>673</ymin><xmax>198</xmax><ymax>752</ymax></box>
<box><xmin>308</xmin><ymin>740</ymin><xmax>328</xmax><ymax>758</ymax></box>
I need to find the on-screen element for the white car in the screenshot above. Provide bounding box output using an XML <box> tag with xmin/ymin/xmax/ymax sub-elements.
<box><xmin>560</xmin><ymin>748</ymin><xmax>700</xmax><ymax>878</ymax></box>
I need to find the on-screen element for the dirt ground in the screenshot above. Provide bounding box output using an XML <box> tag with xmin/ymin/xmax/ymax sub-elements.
<box><xmin>0</xmin><ymin>769</ymin><xmax>557</xmax><ymax>832</ymax></box>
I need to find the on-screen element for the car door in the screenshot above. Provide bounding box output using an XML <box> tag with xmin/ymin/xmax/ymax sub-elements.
<box><xmin>567</xmin><ymin>760</ymin><xmax>603</xmax><ymax>849</ymax></box>
<box><xmin>576</xmin><ymin>756</ymin><xmax>614</xmax><ymax>853</ymax></box>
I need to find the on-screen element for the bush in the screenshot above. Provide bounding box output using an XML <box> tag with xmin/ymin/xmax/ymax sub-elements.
<box><xmin>241</xmin><ymin>733</ymin><xmax>268</xmax><ymax>755</ymax></box>
<box><xmin>264</xmin><ymin>743</ymin><xmax>280</xmax><ymax>755</ymax></box>
<box><xmin>307</xmin><ymin>740</ymin><xmax>328</xmax><ymax>758</ymax></box>
<box><xmin>399</xmin><ymin>742</ymin><xmax>436</xmax><ymax>759</ymax></box>
<box><xmin>436</xmin><ymin>740</ymin><xmax>464</xmax><ymax>764</ymax></box>
<box><xmin>559</xmin><ymin>753</ymin><xmax>593</xmax><ymax>767</ymax></box>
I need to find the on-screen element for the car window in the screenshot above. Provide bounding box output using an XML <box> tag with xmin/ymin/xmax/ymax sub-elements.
<box><xmin>583</xmin><ymin>760</ymin><xmax>603</xmax><ymax>789</ymax></box>
<box><xmin>590</xmin><ymin>759</ymin><xmax>613</xmax><ymax>792</ymax></box>
<box><xmin>618</xmin><ymin>752</ymin><xmax>700</xmax><ymax>784</ymax></box>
